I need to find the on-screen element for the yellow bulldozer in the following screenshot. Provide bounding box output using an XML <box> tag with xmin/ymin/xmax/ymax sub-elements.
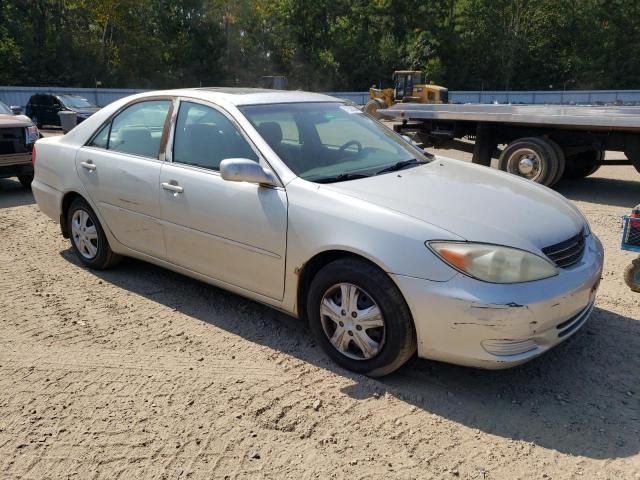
<box><xmin>365</xmin><ymin>70</ymin><xmax>448</xmax><ymax>115</ymax></box>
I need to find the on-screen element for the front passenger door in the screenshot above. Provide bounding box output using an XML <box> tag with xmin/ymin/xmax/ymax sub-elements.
<box><xmin>159</xmin><ymin>100</ymin><xmax>288</xmax><ymax>300</ymax></box>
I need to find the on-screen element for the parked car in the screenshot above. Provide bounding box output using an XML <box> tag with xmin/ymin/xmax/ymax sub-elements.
<box><xmin>26</xmin><ymin>93</ymin><xmax>99</xmax><ymax>128</ymax></box>
<box><xmin>31</xmin><ymin>88</ymin><xmax>604</xmax><ymax>376</ymax></box>
<box><xmin>0</xmin><ymin>100</ymin><xmax>38</xmax><ymax>188</ymax></box>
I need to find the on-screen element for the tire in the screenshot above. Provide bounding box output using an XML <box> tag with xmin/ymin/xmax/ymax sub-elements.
<box><xmin>498</xmin><ymin>137</ymin><xmax>560</xmax><ymax>186</ymax></box>
<box><xmin>18</xmin><ymin>175</ymin><xmax>33</xmax><ymax>189</ymax></box>
<box><xmin>364</xmin><ymin>98</ymin><xmax>385</xmax><ymax>116</ymax></box>
<box><xmin>307</xmin><ymin>258</ymin><xmax>417</xmax><ymax>377</ymax></box>
<box><xmin>624</xmin><ymin>258</ymin><xmax>640</xmax><ymax>293</ymax></box>
<box><xmin>562</xmin><ymin>150</ymin><xmax>603</xmax><ymax>179</ymax></box>
<box><xmin>67</xmin><ymin>197</ymin><xmax>120</xmax><ymax>269</ymax></box>
<box><xmin>545</xmin><ymin>138</ymin><xmax>566</xmax><ymax>186</ymax></box>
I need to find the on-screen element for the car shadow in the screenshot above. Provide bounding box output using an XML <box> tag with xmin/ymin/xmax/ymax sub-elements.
<box><xmin>0</xmin><ymin>179</ymin><xmax>35</xmax><ymax>208</ymax></box>
<box><xmin>555</xmin><ymin>175</ymin><xmax>640</xmax><ymax>209</ymax></box>
<box><xmin>59</xmin><ymin>250</ymin><xmax>640</xmax><ymax>461</ymax></box>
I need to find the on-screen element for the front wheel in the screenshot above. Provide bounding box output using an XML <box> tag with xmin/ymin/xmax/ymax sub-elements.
<box><xmin>67</xmin><ymin>197</ymin><xmax>120</xmax><ymax>269</ymax></box>
<box><xmin>307</xmin><ymin>258</ymin><xmax>417</xmax><ymax>377</ymax></box>
<box><xmin>624</xmin><ymin>258</ymin><xmax>640</xmax><ymax>293</ymax></box>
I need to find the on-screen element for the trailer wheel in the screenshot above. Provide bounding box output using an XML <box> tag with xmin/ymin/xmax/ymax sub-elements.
<box><xmin>498</xmin><ymin>137</ymin><xmax>560</xmax><ymax>186</ymax></box>
<box><xmin>545</xmin><ymin>138</ymin><xmax>566</xmax><ymax>186</ymax></box>
<box><xmin>562</xmin><ymin>150</ymin><xmax>603</xmax><ymax>179</ymax></box>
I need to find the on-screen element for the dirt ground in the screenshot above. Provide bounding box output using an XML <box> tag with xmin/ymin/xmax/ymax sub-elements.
<box><xmin>0</xmin><ymin>141</ymin><xmax>639</xmax><ymax>479</ymax></box>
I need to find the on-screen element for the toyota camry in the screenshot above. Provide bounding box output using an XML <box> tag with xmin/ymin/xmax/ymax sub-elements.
<box><xmin>31</xmin><ymin>88</ymin><xmax>604</xmax><ymax>376</ymax></box>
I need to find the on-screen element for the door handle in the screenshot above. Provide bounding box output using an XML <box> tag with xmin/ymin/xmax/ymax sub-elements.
<box><xmin>161</xmin><ymin>182</ymin><xmax>184</xmax><ymax>194</ymax></box>
<box><xmin>80</xmin><ymin>161</ymin><xmax>96</xmax><ymax>171</ymax></box>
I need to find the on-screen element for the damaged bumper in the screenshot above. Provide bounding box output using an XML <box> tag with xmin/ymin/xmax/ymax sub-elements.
<box><xmin>392</xmin><ymin>233</ymin><xmax>604</xmax><ymax>369</ymax></box>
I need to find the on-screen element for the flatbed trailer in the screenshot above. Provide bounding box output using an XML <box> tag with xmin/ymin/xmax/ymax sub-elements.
<box><xmin>383</xmin><ymin>103</ymin><xmax>640</xmax><ymax>186</ymax></box>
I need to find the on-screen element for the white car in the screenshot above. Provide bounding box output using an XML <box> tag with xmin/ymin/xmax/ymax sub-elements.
<box><xmin>32</xmin><ymin>88</ymin><xmax>604</xmax><ymax>376</ymax></box>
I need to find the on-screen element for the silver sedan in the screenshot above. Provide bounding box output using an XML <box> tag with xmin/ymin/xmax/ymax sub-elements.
<box><xmin>31</xmin><ymin>88</ymin><xmax>604</xmax><ymax>376</ymax></box>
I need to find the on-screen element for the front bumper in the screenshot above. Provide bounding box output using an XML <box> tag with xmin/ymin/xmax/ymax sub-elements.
<box><xmin>0</xmin><ymin>155</ymin><xmax>33</xmax><ymax>179</ymax></box>
<box><xmin>392</xmin><ymin>233</ymin><xmax>604</xmax><ymax>369</ymax></box>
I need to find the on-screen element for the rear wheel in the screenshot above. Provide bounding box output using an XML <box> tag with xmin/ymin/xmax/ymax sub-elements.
<box><xmin>562</xmin><ymin>150</ymin><xmax>603</xmax><ymax>179</ymax></box>
<box><xmin>67</xmin><ymin>197</ymin><xmax>120</xmax><ymax>269</ymax></box>
<box><xmin>545</xmin><ymin>138</ymin><xmax>567</xmax><ymax>186</ymax></box>
<box><xmin>307</xmin><ymin>258</ymin><xmax>416</xmax><ymax>377</ymax></box>
<box><xmin>18</xmin><ymin>175</ymin><xmax>33</xmax><ymax>189</ymax></box>
<box><xmin>624</xmin><ymin>258</ymin><xmax>640</xmax><ymax>293</ymax></box>
<box><xmin>498</xmin><ymin>137</ymin><xmax>560</xmax><ymax>186</ymax></box>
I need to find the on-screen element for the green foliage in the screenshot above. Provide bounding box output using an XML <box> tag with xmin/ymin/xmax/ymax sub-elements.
<box><xmin>1</xmin><ymin>0</ymin><xmax>639</xmax><ymax>90</ymax></box>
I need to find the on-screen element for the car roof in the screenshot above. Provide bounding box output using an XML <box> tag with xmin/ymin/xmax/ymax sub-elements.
<box><xmin>133</xmin><ymin>87</ymin><xmax>343</xmax><ymax>106</ymax></box>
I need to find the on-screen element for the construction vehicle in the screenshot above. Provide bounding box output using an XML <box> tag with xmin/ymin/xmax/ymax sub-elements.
<box><xmin>365</xmin><ymin>70</ymin><xmax>448</xmax><ymax>115</ymax></box>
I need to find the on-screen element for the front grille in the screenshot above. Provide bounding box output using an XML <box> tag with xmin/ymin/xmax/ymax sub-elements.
<box><xmin>542</xmin><ymin>232</ymin><xmax>585</xmax><ymax>268</ymax></box>
<box><xmin>0</xmin><ymin>127</ymin><xmax>27</xmax><ymax>155</ymax></box>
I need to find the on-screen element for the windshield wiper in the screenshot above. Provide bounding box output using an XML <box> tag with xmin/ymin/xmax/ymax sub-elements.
<box><xmin>312</xmin><ymin>173</ymin><xmax>371</xmax><ymax>184</ymax></box>
<box><xmin>374</xmin><ymin>159</ymin><xmax>424</xmax><ymax>175</ymax></box>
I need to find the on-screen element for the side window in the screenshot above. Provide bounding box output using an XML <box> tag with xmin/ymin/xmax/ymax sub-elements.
<box><xmin>107</xmin><ymin>100</ymin><xmax>171</xmax><ymax>158</ymax></box>
<box><xmin>173</xmin><ymin>101</ymin><xmax>258</xmax><ymax>171</ymax></box>
<box><xmin>89</xmin><ymin>122</ymin><xmax>110</xmax><ymax>149</ymax></box>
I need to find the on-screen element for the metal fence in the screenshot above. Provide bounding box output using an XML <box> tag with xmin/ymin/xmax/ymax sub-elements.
<box><xmin>4</xmin><ymin>86</ymin><xmax>640</xmax><ymax>109</ymax></box>
<box><xmin>0</xmin><ymin>86</ymin><xmax>147</xmax><ymax>109</ymax></box>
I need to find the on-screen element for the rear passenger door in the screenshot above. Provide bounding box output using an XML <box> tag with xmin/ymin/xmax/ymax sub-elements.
<box><xmin>75</xmin><ymin>98</ymin><xmax>173</xmax><ymax>259</ymax></box>
<box><xmin>159</xmin><ymin>100</ymin><xmax>288</xmax><ymax>300</ymax></box>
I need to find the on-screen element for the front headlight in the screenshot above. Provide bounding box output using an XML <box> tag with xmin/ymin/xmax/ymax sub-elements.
<box><xmin>26</xmin><ymin>125</ymin><xmax>39</xmax><ymax>144</ymax></box>
<box><xmin>427</xmin><ymin>242</ymin><xmax>558</xmax><ymax>284</ymax></box>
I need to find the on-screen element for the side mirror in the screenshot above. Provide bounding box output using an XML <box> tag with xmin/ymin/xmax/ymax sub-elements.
<box><xmin>401</xmin><ymin>134</ymin><xmax>412</xmax><ymax>143</ymax></box>
<box><xmin>220</xmin><ymin>158</ymin><xmax>277</xmax><ymax>186</ymax></box>
<box><xmin>10</xmin><ymin>105</ymin><xmax>22</xmax><ymax>115</ymax></box>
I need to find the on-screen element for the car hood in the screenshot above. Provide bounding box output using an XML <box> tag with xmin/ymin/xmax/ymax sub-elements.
<box><xmin>0</xmin><ymin>114</ymin><xmax>33</xmax><ymax>127</ymax></box>
<box><xmin>321</xmin><ymin>157</ymin><xmax>585</xmax><ymax>254</ymax></box>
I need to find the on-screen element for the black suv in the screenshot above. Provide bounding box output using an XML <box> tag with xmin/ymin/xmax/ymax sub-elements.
<box><xmin>26</xmin><ymin>93</ymin><xmax>99</xmax><ymax>128</ymax></box>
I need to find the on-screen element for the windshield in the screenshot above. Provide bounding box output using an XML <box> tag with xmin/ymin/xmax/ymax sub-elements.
<box><xmin>0</xmin><ymin>101</ymin><xmax>12</xmax><ymax>115</ymax></box>
<box><xmin>239</xmin><ymin>102</ymin><xmax>429</xmax><ymax>182</ymax></box>
<box><xmin>58</xmin><ymin>95</ymin><xmax>96</xmax><ymax>109</ymax></box>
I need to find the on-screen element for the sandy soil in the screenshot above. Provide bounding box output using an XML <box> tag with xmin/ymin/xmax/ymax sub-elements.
<box><xmin>0</xmin><ymin>144</ymin><xmax>639</xmax><ymax>479</ymax></box>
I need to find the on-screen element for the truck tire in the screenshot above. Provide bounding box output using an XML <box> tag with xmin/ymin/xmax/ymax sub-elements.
<box><xmin>562</xmin><ymin>150</ymin><xmax>603</xmax><ymax>179</ymax></box>
<box><xmin>364</xmin><ymin>98</ymin><xmax>386</xmax><ymax>116</ymax></box>
<box><xmin>545</xmin><ymin>138</ymin><xmax>566</xmax><ymax>186</ymax></box>
<box><xmin>18</xmin><ymin>175</ymin><xmax>34</xmax><ymax>189</ymax></box>
<box><xmin>498</xmin><ymin>137</ymin><xmax>560</xmax><ymax>187</ymax></box>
